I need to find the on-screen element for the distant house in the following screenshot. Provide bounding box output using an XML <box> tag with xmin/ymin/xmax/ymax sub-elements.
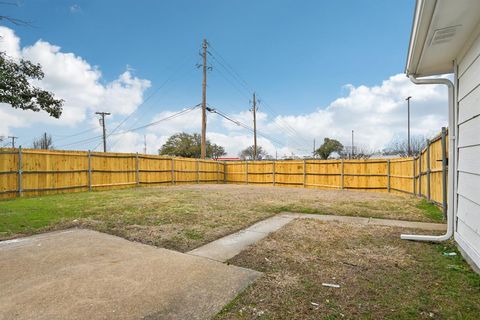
<box><xmin>216</xmin><ymin>157</ymin><xmax>241</xmax><ymax>161</ymax></box>
<box><xmin>405</xmin><ymin>0</ymin><xmax>480</xmax><ymax>271</ymax></box>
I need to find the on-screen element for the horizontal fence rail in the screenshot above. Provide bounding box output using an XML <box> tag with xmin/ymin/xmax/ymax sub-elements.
<box><xmin>0</xmin><ymin>129</ymin><xmax>447</xmax><ymax>211</ymax></box>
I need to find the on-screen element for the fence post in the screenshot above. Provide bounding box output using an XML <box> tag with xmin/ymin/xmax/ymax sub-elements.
<box><xmin>245</xmin><ymin>161</ymin><xmax>249</xmax><ymax>184</ymax></box>
<box><xmin>387</xmin><ymin>159</ymin><xmax>390</xmax><ymax>192</ymax></box>
<box><xmin>135</xmin><ymin>153</ymin><xmax>140</xmax><ymax>186</ymax></box>
<box><xmin>341</xmin><ymin>159</ymin><xmax>344</xmax><ymax>189</ymax></box>
<box><xmin>418</xmin><ymin>152</ymin><xmax>422</xmax><ymax>197</ymax></box>
<box><xmin>272</xmin><ymin>161</ymin><xmax>276</xmax><ymax>186</ymax></box>
<box><xmin>171</xmin><ymin>158</ymin><xmax>175</xmax><ymax>185</ymax></box>
<box><xmin>223</xmin><ymin>161</ymin><xmax>227</xmax><ymax>184</ymax></box>
<box><xmin>303</xmin><ymin>159</ymin><xmax>306</xmax><ymax>188</ymax></box>
<box><xmin>216</xmin><ymin>161</ymin><xmax>220</xmax><ymax>184</ymax></box>
<box><xmin>17</xmin><ymin>146</ymin><xmax>23</xmax><ymax>197</ymax></box>
<box><xmin>426</xmin><ymin>139</ymin><xmax>431</xmax><ymax>201</ymax></box>
<box><xmin>196</xmin><ymin>159</ymin><xmax>199</xmax><ymax>184</ymax></box>
<box><xmin>87</xmin><ymin>150</ymin><xmax>92</xmax><ymax>192</ymax></box>
<box><xmin>441</xmin><ymin>127</ymin><xmax>448</xmax><ymax>219</ymax></box>
<box><xmin>412</xmin><ymin>157</ymin><xmax>416</xmax><ymax>195</ymax></box>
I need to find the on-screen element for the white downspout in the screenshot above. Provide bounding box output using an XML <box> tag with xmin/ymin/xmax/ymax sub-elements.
<box><xmin>400</xmin><ymin>75</ymin><xmax>455</xmax><ymax>242</ymax></box>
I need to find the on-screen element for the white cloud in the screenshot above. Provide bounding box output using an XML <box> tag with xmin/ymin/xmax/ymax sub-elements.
<box><xmin>0</xmin><ymin>27</ymin><xmax>448</xmax><ymax>157</ymax></box>
<box><xmin>70</xmin><ymin>4</ymin><xmax>81</xmax><ymax>13</ymax></box>
<box><xmin>262</xmin><ymin>74</ymin><xmax>448</xmax><ymax>153</ymax></box>
<box><xmin>0</xmin><ymin>26</ymin><xmax>150</xmax><ymax>136</ymax></box>
<box><xmin>128</xmin><ymin>73</ymin><xmax>448</xmax><ymax>158</ymax></box>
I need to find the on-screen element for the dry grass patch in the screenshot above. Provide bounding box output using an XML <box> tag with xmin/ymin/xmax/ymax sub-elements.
<box><xmin>1</xmin><ymin>184</ymin><xmax>443</xmax><ymax>251</ymax></box>
<box><xmin>217</xmin><ymin>219</ymin><xmax>480</xmax><ymax>319</ymax></box>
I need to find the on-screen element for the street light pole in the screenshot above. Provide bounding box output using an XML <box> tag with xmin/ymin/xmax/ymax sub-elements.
<box><xmin>406</xmin><ymin>96</ymin><xmax>412</xmax><ymax>156</ymax></box>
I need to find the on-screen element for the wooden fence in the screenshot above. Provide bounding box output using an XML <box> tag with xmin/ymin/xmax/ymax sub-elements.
<box><xmin>0</xmin><ymin>129</ymin><xmax>448</xmax><ymax>209</ymax></box>
<box><xmin>224</xmin><ymin>128</ymin><xmax>448</xmax><ymax>208</ymax></box>
<box><xmin>0</xmin><ymin>149</ymin><xmax>224</xmax><ymax>200</ymax></box>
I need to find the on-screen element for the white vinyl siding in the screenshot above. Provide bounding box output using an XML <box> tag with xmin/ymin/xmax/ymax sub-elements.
<box><xmin>456</xmin><ymin>30</ymin><xmax>480</xmax><ymax>268</ymax></box>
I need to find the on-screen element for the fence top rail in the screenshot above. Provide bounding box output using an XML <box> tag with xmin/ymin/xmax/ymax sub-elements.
<box><xmin>389</xmin><ymin>157</ymin><xmax>415</xmax><ymax>163</ymax></box>
<box><xmin>138</xmin><ymin>155</ymin><xmax>175</xmax><ymax>160</ymax></box>
<box><xmin>306</xmin><ymin>160</ymin><xmax>342</xmax><ymax>164</ymax></box>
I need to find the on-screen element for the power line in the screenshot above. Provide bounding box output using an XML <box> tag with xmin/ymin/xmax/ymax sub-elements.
<box><xmin>56</xmin><ymin>134</ymin><xmax>103</xmax><ymax>149</ymax></box>
<box><xmin>207</xmin><ymin>42</ymin><xmax>313</xmax><ymax>151</ymax></box>
<box><xmin>91</xmin><ymin>57</ymin><xmax>197</xmax><ymax>151</ymax></box>
<box><xmin>105</xmin><ymin>105</ymin><xmax>200</xmax><ymax>152</ymax></box>
<box><xmin>57</xmin><ymin>105</ymin><xmax>200</xmax><ymax>150</ymax></box>
<box><xmin>207</xmin><ymin>106</ymin><xmax>306</xmax><ymax>152</ymax></box>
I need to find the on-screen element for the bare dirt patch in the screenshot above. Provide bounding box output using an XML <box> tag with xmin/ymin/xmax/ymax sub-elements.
<box><xmin>217</xmin><ymin>219</ymin><xmax>480</xmax><ymax>319</ymax></box>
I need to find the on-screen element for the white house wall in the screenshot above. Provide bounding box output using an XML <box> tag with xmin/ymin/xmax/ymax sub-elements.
<box><xmin>456</xmin><ymin>29</ymin><xmax>480</xmax><ymax>270</ymax></box>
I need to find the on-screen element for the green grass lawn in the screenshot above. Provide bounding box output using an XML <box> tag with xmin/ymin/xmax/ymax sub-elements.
<box><xmin>0</xmin><ymin>184</ymin><xmax>444</xmax><ymax>251</ymax></box>
<box><xmin>216</xmin><ymin>219</ymin><xmax>480</xmax><ymax>319</ymax></box>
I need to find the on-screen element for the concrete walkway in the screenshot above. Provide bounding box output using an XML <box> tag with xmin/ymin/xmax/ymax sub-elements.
<box><xmin>284</xmin><ymin>213</ymin><xmax>447</xmax><ymax>231</ymax></box>
<box><xmin>187</xmin><ymin>213</ymin><xmax>446</xmax><ymax>262</ymax></box>
<box><xmin>0</xmin><ymin>229</ymin><xmax>261</xmax><ymax>320</ymax></box>
<box><xmin>188</xmin><ymin>215</ymin><xmax>296</xmax><ymax>262</ymax></box>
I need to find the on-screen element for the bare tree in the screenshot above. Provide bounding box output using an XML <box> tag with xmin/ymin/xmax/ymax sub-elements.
<box><xmin>339</xmin><ymin>145</ymin><xmax>375</xmax><ymax>159</ymax></box>
<box><xmin>384</xmin><ymin>135</ymin><xmax>427</xmax><ymax>157</ymax></box>
<box><xmin>32</xmin><ymin>132</ymin><xmax>54</xmax><ymax>150</ymax></box>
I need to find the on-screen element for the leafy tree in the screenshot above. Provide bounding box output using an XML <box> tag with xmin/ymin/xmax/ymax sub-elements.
<box><xmin>32</xmin><ymin>132</ymin><xmax>54</xmax><ymax>150</ymax></box>
<box><xmin>0</xmin><ymin>51</ymin><xmax>63</xmax><ymax>118</ymax></box>
<box><xmin>315</xmin><ymin>138</ymin><xmax>343</xmax><ymax>159</ymax></box>
<box><xmin>239</xmin><ymin>145</ymin><xmax>269</xmax><ymax>160</ymax></box>
<box><xmin>158</xmin><ymin>132</ymin><xmax>226</xmax><ymax>159</ymax></box>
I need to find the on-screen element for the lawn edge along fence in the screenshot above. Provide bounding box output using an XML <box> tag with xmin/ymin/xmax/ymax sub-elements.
<box><xmin>0</xmin><ymin>129</ymin><xmax>447</xmax><ymax>211</ymax></box>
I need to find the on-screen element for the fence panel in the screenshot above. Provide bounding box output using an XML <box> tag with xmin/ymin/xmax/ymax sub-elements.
<box><xmin>91</xmin><ymin>152</ymin><xmax>136</xmax><ymax>189</ymax></box>
<box><xmin>390</xmin><ymin>158</ymin><xmax>415</xmax><ymax>194</ymax></box>
<box><xmin>305</xmin><ymin>160</ymin><xmax>341</xmax><ymax>189</ymax></box>
<box><xmin>343</xmin><ymin>160</ymin><xmax>388</xmax><ymax>191</ymax></box>
<box><xmin>173</xmin><ymin>158</ymin><xmax>197</xmax><ymax>184</ymax></box>
<box><xmin>138</xmin><ymin>156</ymin><xmax>172</xmax><ymax>185</ymax></box>
<box><xmin>22</xmin><ymin>149</ymin><xmax>89</xmax><ymax>196</ymax></box>
<box><xmin>246</xmin><ymin>161</ymin><xmax>274</xmax><ymax>185</ymax></box>
<box><xmin>273</xmin><ymin>160</ymin><xmax>303</xmax><ymax>187</ymax></box>
<box><xmin>0</xmin><ymin>149</ymin><xmax>19</xmax><ymax>199</ymax></box>
<box><xmin>224</xmin><ymin>161</ymin><xmax>247</xmax><ymax>184</ymax></box>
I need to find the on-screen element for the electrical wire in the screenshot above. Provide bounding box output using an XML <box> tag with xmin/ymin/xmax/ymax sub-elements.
<box><xmin>88</xmin><ymin>55</ymin><xmax>196</xmax><ymax>151</ymax></box>
<box><xmin>207</xmin><ymin>105</ymin><xmax>310</xmax><ymax>153</ymax></box>
<box><xmin>57</xmin><ymin>105</ymin><xmax>200</xmax><ymax>149</ymax></box>
<box><xmin>207</xmin><ymin>42</ymin><xmax>312</xmax><ymax>151</ymax></box>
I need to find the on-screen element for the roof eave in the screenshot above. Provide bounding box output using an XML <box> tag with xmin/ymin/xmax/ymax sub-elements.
<box><xmin>405</xmin><ymin>0</ymin><xmax>437</xmax><ymax>77</ymax></box>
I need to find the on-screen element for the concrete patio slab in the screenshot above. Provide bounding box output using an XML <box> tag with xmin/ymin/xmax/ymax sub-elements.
<box><xmin>0</xmin><ymin>229</ymin><xmax>261</xmax><ymax>320</ymax></box>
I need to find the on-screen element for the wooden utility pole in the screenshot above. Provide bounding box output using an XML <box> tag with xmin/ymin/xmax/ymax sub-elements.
<box><xmin>251</xmin><ymin>92</ymin><xmax>258</xmax><ymax>160</ymax></box>
<box><xmin>8</xmin><ymin>136</ymin><xmax>18</xmax><ymax>148</ymax></box>
<box><xmin>351</xmin><ymin>130</ymin><xmax>355</xmax><ymax>159</ymax></box>
<box><xmin>201</xmin><ymin>39</ymin><xmax>208</xmax><ymax>159</ymax></box>
<box><xmin>406</xmin><ymin>96</ymin><xmax>412</xmax><ymax>156</ymax></box>
<box><xmin>143</xmin><ymin>134</ymin><xmax>147</xmax><ymax>154</ymax></box>
<box><xmin>313</xmin><ymin>139</ymin><xmax>316</xmax><ymax>158</ymax></box>
<box><xmin>96</xmin><ymin>112</ymin><xmax>111</xmax><ymax>152</ymax></box>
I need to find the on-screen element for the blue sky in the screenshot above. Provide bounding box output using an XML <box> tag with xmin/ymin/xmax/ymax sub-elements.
<box><xmin>0</xmin><ymin>1</ymin><xmax>448</xmax><ymax>157</ymax></box>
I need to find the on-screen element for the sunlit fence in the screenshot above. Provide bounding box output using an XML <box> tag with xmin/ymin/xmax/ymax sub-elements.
<box><xmin>0</xmin><ymin>129</ymin><xmax>447</xmax><ymax>208</ymax></box>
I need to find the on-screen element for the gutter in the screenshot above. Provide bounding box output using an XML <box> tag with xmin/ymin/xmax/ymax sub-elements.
<box><xmin>400</xmin><ymin>74</ymin><xmax>455</xmax><ymax>242</ymax></box>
